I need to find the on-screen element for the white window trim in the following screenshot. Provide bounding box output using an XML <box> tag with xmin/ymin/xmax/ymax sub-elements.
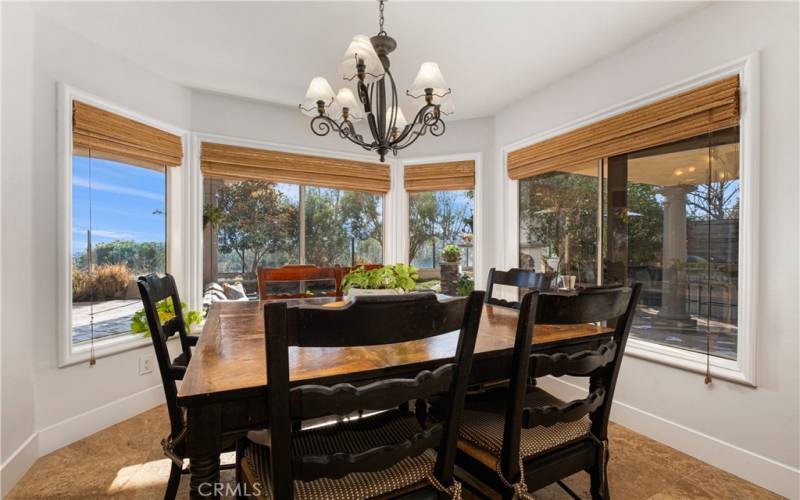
<box><xmin>188</xmin><ymin>132</ymin><xmax>392</xmax><ymax>310</ymax></box>
<box><xmin>501</xmin><ymin>55</ymin><xmax>760</xmax><ymax>386</ymax></box>
<box><xmin>396</xmin><ymin>152</ymin><xmax>484</xmax><ymax>282</ymax></box>
<box><xmin>57</xmin><ymin>84</ymin><xmax>190</xmax><ymax>367</ymax></box>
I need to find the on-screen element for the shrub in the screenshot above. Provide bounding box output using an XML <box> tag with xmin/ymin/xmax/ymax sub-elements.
<box><xmin>442</xmin><ymin>244</ymin><xmax>461</xmax><ymax>263</ymax></box>
<box><xmin>72</xmin><ymin>268</ymin><xmax>95</xmax><ymax>302</ymax></box>
<box><xmin>72</xmin><ymin>264</ymin><xmax>130</xmax><ymax>302</ymax></box>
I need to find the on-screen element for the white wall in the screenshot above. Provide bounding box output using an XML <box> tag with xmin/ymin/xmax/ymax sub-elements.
<box><xmin>493</xmin><ymin>2</ymin><xmax>799</xmax><ymax>497</ymax></box>
<box><xmin>1</xmin><ymin>4</ymin><xmax>191</xmax><ymax>494</ymax></box>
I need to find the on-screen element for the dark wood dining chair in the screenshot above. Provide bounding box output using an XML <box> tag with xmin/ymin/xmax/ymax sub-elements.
<box><xmin>238</xmin><ymin>291</ymin><xmax>486</xmax><ymax>499</ymax></box>
<box><xmin>484</xmin><ymin>267</ymin><xmax>554</xmax><ymax>309</ymax></box>
<box><xmin>137</xmin><ymin>273</ymin><xmax>237</xmax><ymax>500</ymax></box>
<box><xmin>257</xmin><ymin>265</ymin><xmax>338</xmax><ymax>300</ymax></box>
<box><xmin>452</xmin><ymin>284</ymin><xmax>641</xmax><ymax>499</ymax></box>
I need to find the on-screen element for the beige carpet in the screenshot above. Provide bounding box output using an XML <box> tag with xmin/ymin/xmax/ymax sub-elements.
<box><xmin>7</xmin><ymin>405</ymin><xmax>781</xmax><ymax>499</ymax></box>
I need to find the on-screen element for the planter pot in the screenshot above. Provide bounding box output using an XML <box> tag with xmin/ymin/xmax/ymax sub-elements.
<box><xmin>346</xmin><ymin>287</ymin><xmax>405</xmax><ymax>299</ymax></box>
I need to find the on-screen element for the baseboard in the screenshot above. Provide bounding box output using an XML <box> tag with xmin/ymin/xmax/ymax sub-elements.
<box><xmin>1</xmin><ymin>432</ymin><xmax>39</xmax><ymax>497</ymax></box>
<box><xmin>537</xmin><ymin>377</ymin><xmax>800</xmax><ymax>499</ymax></box>
<box><xmin>37</xmin><ymin>384</ymin><xmax>165</xmax><ymax>457</ymax></box>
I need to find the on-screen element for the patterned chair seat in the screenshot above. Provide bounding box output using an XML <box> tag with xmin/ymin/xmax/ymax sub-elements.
<box><xmin>242</xmin><ymin>410</ymin><xmax>439</xmax><ymax>500</ymax></box>
<box><xmin>457</xmin><ymin>386</ymin><xmax>592</xmax><ymax>467</ymax></box>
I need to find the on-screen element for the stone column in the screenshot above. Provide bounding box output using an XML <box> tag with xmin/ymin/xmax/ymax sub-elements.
<box><xmin>657</xmin><ymin>185</ymin><xmax>696</xmax><ymax>325</ymax></box>
<box><xmin>440</xmin><ymin>262</ymin><xmax>460</xmax><ymax>296</ymax></box>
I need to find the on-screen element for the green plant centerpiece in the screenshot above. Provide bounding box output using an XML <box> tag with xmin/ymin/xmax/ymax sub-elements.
<box><xmin>342</xmin><ymin>264</ymin><xmax>419</xmax><ymax>297</ymax></box>
<box><xmin>441</xmin><ymin>244</ymin><xmax>461</xmax><ymax>263</ymax></box>
<box><xmin>131</xmin><ymin>297</ymin><xmax>203</xmax><ymax>337</ymax></box>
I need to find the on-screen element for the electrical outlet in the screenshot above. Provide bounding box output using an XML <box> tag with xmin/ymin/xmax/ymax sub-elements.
<box><xmin>139</xmin><ymin>355</ymin><xmax>154</xmax><ymax>375</ymax></box>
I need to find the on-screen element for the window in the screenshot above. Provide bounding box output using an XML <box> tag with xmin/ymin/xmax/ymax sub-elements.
<box><xmin>62</xmin><ymin>93</ymin><xmax>182</xmax><ymax>365</ymax></box>
<box><xmin>71</xmin><ymin>156</ymin><xmax>167</xmax><ymax>346</ymax></box>
<box><xmin>518</xmin><ymin>127</ymin><xmax>741</xmax><ymax>360</ymax></box>
<box><xmin>519</xmin><ymin>163</ymin><xmax>599</xmax><ymax>286</ymax></box>
<box><xmin>607</xmin><ymin>129</ymin><xmax>740</xmax><ymax>360</ymax></box>
<box><xmin>202</xmin><ymin>178</ymin><xmax>383</xmax><ymax>298</ymax></box>
<box><xmin>409</xmin><ymin>190</ymin><xmax>474</xmax><ymax>274</ymax></box>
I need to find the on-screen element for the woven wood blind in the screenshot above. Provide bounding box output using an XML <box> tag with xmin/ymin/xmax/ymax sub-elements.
<box><xmin>200</xmin><ymin>142</ymin><xmax>390</xmax><ymax>194</ymax></box>
<box><xmin>404</xmin><ymin>160</ymin><xmax>475</xmax><ymax>192</ymax></box>
<box><xmin>72</xmin><ymin>101</ymin><xmax>183</xmax><ymax>168</ymax></box>
<box><xmin>507</xmin><ymin>75</ymin><xmax>740</xmax><ymax>180</ymax></box>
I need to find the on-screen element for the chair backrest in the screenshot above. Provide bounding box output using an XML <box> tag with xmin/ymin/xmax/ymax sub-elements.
<box><xmin>264</xmin><ymin>291</ymin><xmax>485</xmax><ymax>499</ymax></box>
<box><xmin>484</xmin><ymin>267</ymin><xmax>554</xmax><ymax>308</ymax></box>
<box><xmin>136</xmin><ymin>273</ymin><xmax>193</xmax><ymax>438</ymax></box>
<box><xmin>257</xmin><ymin>265</ymin><xmax>338</xmax><ymax>300</ymax></box>
<box><xmin>289</xmin><ymin>292</ymin><xmax>468</xmax><ymax>347</ymax></box>
<box><xmin>497</xmin><ymin>284</ymin><xmax>641</xmax><ymax>483</ymax></box>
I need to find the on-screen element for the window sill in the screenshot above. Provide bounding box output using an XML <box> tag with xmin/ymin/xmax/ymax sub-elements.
<box><xmin>58</xmin><ymin>333</ymin><xmax>157</xmax><ymax>368</ymax></box>
<box><xmin>624</xmin><ymin>338</ymin><xmax>755</xmax><ymax>387</ymax></box>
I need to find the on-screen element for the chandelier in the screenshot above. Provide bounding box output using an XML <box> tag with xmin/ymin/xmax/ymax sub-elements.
<box><xmin>299</xmin><ymin>0</ymin><xmax>452</xmax><ymax>162</ymax></box>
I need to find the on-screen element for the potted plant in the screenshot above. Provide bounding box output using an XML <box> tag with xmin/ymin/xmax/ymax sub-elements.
<box><xmin>342</xmin><ymin>264</ymin><xmax>419</xmax><ymax>298</ymax></box>
<box><xmin>441</xmin><ymin>244</ymin><xmax>461</xmax><ymax>263</ymax></box>
<box><xmin>203</xmin><ymin>204</ymin><xmax>224</xmax><ymax>229</ymax></box>
<box><xmin>440</xmin><ymin>244</ymin><xmax>461</xmax><ymax>295</ymax></box>
<box><xmin>130</xmin><ymin>297</ymin><xmax>204</xmax><ymax>337</ymax></box>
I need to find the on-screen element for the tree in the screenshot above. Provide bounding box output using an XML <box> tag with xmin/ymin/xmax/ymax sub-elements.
<box><xmin>216</xmin><ymin>180</ymin><xmax>299</xmax><ymax>273</ymax></box>
<box><xmin>520</xmin><ymin>172</ymin><xmax>598</xmax><ymax>276</ymax></box>
<box><xmin>74</xmin><ymin>240</ymin><xmax>166</xmax><ymax>273</ymax></box>
<box><xmin>408</xmin><ymin>192</ymin><xmax>438</xmax><ymax>264</ymax></box>
<box><xmin>304</xmin><ymin>187</ymin><xmax>349</xmax><ymax>266</ymax></box>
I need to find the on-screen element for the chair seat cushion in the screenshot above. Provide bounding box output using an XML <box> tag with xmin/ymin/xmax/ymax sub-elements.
<box><xmin>243</xmin><ymin>410</ymin><xmax>437</xmax><ymax>500</ymax></box>
<box><xmin>458</xmin><ymin>386</ymin><xmax>591</xmax><ymax>464</ymax></box>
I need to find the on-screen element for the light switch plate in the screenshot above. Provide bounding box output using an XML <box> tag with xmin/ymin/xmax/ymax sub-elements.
<box><xmin>139</xmin><ymin>355</ymin><xmax>154</xmax><ymax>375</ymax></box>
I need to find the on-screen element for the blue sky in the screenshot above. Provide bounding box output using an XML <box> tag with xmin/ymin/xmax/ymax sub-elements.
<box><xmin>72</xmin><ymin>156</ymin><xmax>166</xmax><ymax>256</ymax></box>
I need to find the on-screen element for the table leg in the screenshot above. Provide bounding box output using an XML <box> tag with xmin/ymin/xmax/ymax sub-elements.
<box><xmin>186</xmin><ymin>404</ymin><xmax>224</xmax><ymax>499</ymax></box>
<box><xmin>190</xmin><ymin>453</ymin><xmax>221</xmax><ymax>499</ymax></box>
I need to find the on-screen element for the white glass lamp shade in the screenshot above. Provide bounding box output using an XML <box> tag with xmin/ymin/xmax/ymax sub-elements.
<box><xmin>409</xmin><ymin>62</ymin><xmax>449</xmax><ymax>98</ymax></box>
<box><xmin>334</xmin><ymin>88</ymin><xmax>363</xmax><ymax>121</ymax></box>
<box><xmin>300</xmin><ymin>77</ymin><xmax>336</xmax><ymax>117</ymax></box>
<box><xmin>339</xmin><ymin>35</ymin><xmax>384</xmax><ymax>83</ymax></box>
<box><xmin>386</xmin><ymin>106</ymin><xmax>407</xmax><ymax>130</ymax></box>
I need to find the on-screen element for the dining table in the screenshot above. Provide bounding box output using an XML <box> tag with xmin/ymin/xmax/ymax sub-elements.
<box><xmin>176</xmin><ymin>295</ymin><xmax>614</xmax><ymax>498</ymax></box>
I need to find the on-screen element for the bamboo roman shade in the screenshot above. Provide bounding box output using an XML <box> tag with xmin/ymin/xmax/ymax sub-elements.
<box><xmin>507</xmin><ymin>75</ymin><xmax>740</xmax><ymax>180</ymax></box>
<box><xmin>404</xmin><ymin>160</ymin><xmax>475</xmax><ymax>192</ymax></box>
<box><xmin>200</xmin><ymin>142</ymin><xmax>391</xmax><ymax>193</ymax></box>
<box><xmin>72</xmin><ymin>100</ymin><xmax>183</xmax><ymax>168</ymax></box>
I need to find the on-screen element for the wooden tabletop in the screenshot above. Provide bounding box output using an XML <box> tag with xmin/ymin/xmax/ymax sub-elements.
<box><xmin>177</xmin><ymin>298</ymin><xmax>612</xmax><ymax>405</ymax></box>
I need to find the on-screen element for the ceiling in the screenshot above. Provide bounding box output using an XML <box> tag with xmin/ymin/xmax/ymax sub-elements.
<box><xmin>39</xmin><ymin>1</ymin><xmax>705</xmax><ymax>121</ymax></box>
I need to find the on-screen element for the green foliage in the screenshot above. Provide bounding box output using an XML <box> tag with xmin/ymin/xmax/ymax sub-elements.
<box><xmin>203</xmin><ymin>204</ymin><xmax>224</xmax><ymax>228</ymax></box>
<box><xmin>130</xmin><ymin>297</ymin><xmax>203</xmax><ymax>337</ymax></box>
<box><xmin>342</xmin><ymin>264</ymin><xmax>419</xmax><ymax>292</ymax></box>
<box><xmin>442</xmin><ymin>244</ymin><xmax>461</xmax><ymax>263</ymax></box>
<box><xmin>408</xmin><ymin>191</ymin><xmax>473</xmax><ymax>266</ymax></box>
<box><xmin>73</xmin><ymin>240</ymin><xmax>165</xmax><ymax>274</ymax></box>
<box><xmin>519</xmin><ymin>173</ymin><xmax>598</xmax><ymax>277</ymax></box>
<box><xmin>211</xmin><ymin>182</ymin><xmax>384</xmax><ymax>272</ymax></box>
<box><xmin>457</xmin><ymin>273</ymin><xmax>474</xmax><ymax>297</ymax></box>
<box><xmin>304</xmin><ymin>187</ymin><xmax>384</xmax><ymax>266</ymax></box>
<box><xmin>216</xmin><ymin>180</ymin><xmax>299</xmax><ymax>273</ymax></box>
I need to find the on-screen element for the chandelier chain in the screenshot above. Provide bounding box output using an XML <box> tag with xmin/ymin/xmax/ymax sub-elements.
<box><xmin>378</xmin><ymin>0</ymin><xmax>386</xmax><ymax>35</ymax></box>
